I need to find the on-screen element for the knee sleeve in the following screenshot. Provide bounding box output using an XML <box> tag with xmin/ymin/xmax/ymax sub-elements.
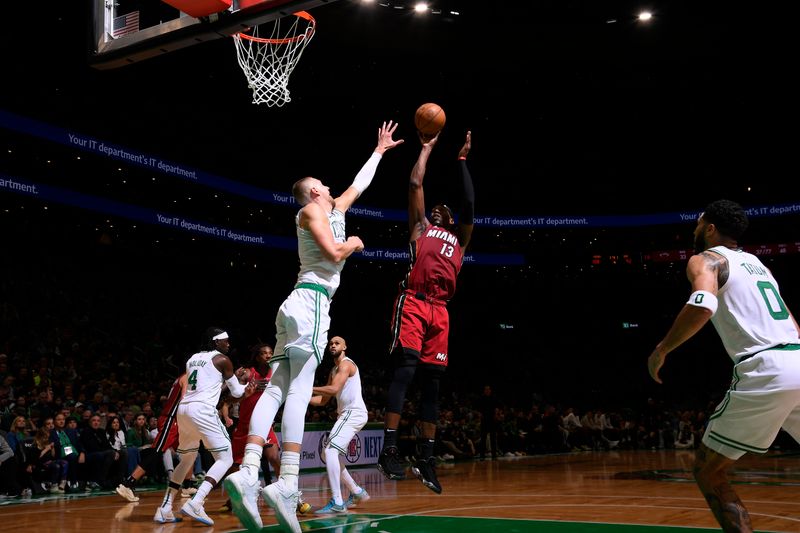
<box><xmin>386</xmin><ymin>351</ymin><xmax>417</xmax><ymax>414</ymax></box>
<box><xmin>418</xmin><ymin>366</ymin><xmax>441</xmax><ymax>424</ymax></box>
<box><xmin>206</xmin><ymin>448</ymin><xmax>233</xmax><ymax>482</ymax></box>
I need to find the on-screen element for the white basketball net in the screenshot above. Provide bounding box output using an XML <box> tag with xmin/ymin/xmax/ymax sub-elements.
<box><xmin>233</xmin><ymin>12</ymin><xmax>316</xmax><ymax>107</ymax></box>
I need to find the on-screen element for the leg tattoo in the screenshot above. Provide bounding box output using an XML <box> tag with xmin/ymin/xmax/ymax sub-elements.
<box><xmin>694</xmin><ymin>445</ymin><xmax>753</xmax><ymax>533</ymax></box>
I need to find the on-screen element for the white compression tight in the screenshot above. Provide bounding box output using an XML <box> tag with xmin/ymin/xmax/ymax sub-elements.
<box><xmin>340</xmin><ymin>464</ymin><xmax>360</xmax><ymax>493</ymax></box>
<box><xmin>249</xmin><ymin>347</ymin><xmax>319</xmax><ymax>444</ymax></box>
<box><xmin>164</xmin><ymin>447</ymin><xmax>233</xmax><ymax>507</ymax></box>
<box><xmin>324</xmin><ymin>447</ymin><xmax>361</xmax><ymax>505</ymax></box>
<box><xmin>162</xmin><ymin>449</ymin><xmax>175</xmax><ymax>475</ymax></box>
<box><xmin>324</xmin><ymin>447</ymin><xmax>344</xmax><ymax>504</ymax></box>
<box><xmin>195</xmin><ymin>447</ymin><xmax>233</xmax><ymax>501</ymax></box>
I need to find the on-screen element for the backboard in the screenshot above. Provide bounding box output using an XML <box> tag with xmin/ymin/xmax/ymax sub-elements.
<box><xmin>90</xmin><ymin>0</ymin><xmax>336</xmax><ymax>70</ymax></box>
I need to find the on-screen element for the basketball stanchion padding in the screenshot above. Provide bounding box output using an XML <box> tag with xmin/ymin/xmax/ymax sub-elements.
<box><xmin>232</xmin><ymin>11</ymin><xmax>316</xmax><ymax>107</ymax></box>
<box><xmin>160</xmin><ymin>0</ymin><xmax>232</xmax><ymax>18</ymax></box>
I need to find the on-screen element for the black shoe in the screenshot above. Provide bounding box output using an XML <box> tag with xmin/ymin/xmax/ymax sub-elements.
<box><xmin>411</xmin><ymin>457</ymin><xmax>442</xmax><ymax>494</ymax></box>
<box><xmin>377</xmin><ymin>447</ymin><xmax>406</xmax><ymax>480</ymax></box>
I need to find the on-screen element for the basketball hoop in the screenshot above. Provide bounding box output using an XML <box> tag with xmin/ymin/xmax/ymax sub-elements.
<box><xmin>233</xmin><ymin>11</ymin><xmax>316</xmax><ymax>107</ymax></box>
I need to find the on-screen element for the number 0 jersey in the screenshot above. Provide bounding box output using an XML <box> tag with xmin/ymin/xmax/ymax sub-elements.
<box><xmin>401</xmin><ymin>225</ymin><xmax>463</xmax><ymax>301</ymax></box>
<box><xmin>708</xmin><ymin>246</ymin><xmax>799</xmax><ymax>362</ymax></box>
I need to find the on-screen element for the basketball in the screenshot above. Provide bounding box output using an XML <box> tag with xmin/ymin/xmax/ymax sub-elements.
<box><xmin>414</xmin><ymin>102</ymin><xmax>446</xmax><ymax>136</ymax></box>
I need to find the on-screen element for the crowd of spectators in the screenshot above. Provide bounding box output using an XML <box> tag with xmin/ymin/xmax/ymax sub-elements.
<box><xmin>2</xmin><ymin>233</ymin><xmax>798</xmax><ymax>501</ymax></box>
<box><xmin>0</xmin><ymin>354</ymin><xmax>207</xmax><ymax>498</ymax></box>
<box><xmin>5</xmin><ymin>338</ymin><xmax>800</xmax><ymax>500</ymax></box>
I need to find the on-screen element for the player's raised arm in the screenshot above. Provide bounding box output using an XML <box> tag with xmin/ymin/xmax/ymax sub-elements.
<box><xmin>335</xmin><ymin>121</ymin><xmax>403</xmax><ymax>213</ymax></box>
<box><xmin>409</xmin><ymin>131</ymin><xmax>439</xmax><ymax>241</ymax></box>
<box><xmin>456</xmin><ymin>131</ymin><xmax>474</xmax><ymax>249</ymax></box>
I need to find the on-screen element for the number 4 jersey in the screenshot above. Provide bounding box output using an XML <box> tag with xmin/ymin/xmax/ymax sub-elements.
<box><xmin>708</xmin><ymin>246</ymin><xmax>798</xmax><ymax>362</ymax></box>
<box><xmin>183</xmin><ymin>350</ymin><xmax>224</xmax><ymax>406</ymax></box>
<box><xmin>401</xmin><ymin>224</ymin><xmax>464</xmax><ymax>301</ymax></box>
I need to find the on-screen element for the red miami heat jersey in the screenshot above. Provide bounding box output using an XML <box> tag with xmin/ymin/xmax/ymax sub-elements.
<box><xmin>161</xmin><ymin>375</ymin><xmax>184</xmax><ymax>420</ymax></box>
<box><xmin>238</xmin><ymin>366</ymin><xmax>272</xmax><ymax>416</ymax></box>
<box><xmin>153</xmin><ymin>374</ymin><xmax>185</xmax><ymax>452</ymax></box>
<box><xmin>232</xmin><ymin>366</ymin><xmax>277</xmax><ymax>462</ymax></box>
<box><xmin>402</xmin><ymin>225</ymin><xmax>464</xmax><ymax>301</ymax></box>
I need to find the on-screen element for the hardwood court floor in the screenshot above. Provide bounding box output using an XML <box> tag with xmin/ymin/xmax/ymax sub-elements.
<box><xmin>2</xmin><ymin>450</ymin><xmax>799</xmax><ymax>532</ymax></box>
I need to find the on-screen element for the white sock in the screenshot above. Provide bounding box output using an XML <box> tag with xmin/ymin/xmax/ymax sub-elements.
<box><xmin>279</xmin><ymin>451</ymin><xmax>300</xmax><ymax>491</ymax></box>
<box><xmin>242</xmin><ymin>443</ymin><xmax>263</xmax><ymax>480</ymax></box>
<box><xmin>160</xmin><ymin>487</ymin><xmax>178</xmax><ymax>510</ymax></box>
<box><xmin>194</xmin><ymin>480</ymin><xmax>212</xmax><ymax>502</ymax></box>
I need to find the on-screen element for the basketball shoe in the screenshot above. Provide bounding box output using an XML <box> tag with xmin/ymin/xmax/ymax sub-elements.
<box><xmin>115</xmin><ymin>483</ymin><xmax>139</xmax><ymax>502</ymax></box>
<box><xmin>180</xmin><ymin>499</ymin><xmax>214</xmax><ymax>526</ymax></box>
<box><xmin>377</xmin><ymin>446</ymin><xmax>406</xmax><ymax>480</ymax></box>
<box><xmin>314</xmin><ymin>498</ymin><xmax>347</xmax><ymax>515</ymax></box>
<box><xmin>411</xmin><ymin>456</ymin><xmax>442</xmax><ymax>494</ymax></box>
<box><xmin>262</xmin><ymin>479</ymin><xmax>301</xmax><ymax>533</ymax></box>
<box><xmin>224</xmin><ymin>469</ymin><xmax>263</xmax><ymax>531</ymax></box>
<box><xmin>346</xmin><ymin>487</ymin><xmax>370</xmax><ymax>507</ymax></box>
<box><xmin>296</xmin><ymin>492</ymin><xmax>312</xmax><ymax>514</ymax></box>
<box><xmin>153</xmin><ymin>506</ymin><xmax>182</xmax><ymax>523</ymax></box>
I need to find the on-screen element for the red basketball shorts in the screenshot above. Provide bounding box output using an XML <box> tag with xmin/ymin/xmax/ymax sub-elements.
<box><xmin>390</xmin><ymin>290</ymin><xmax>450</xmax><ymax>367</ymax></box>
<box><xmin>232</xmin><ymin>401</ymin><xmax>278</xmax><ymax>464</ymax></box>
<box><xmin>153</xmin><ymin>415</ymin><xmax>179</xmax><ymax>453</ymax></box>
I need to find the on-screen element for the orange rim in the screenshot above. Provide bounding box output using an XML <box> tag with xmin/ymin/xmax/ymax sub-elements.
<box><xmin>236</xmin><ymin>11</ymin><xmax>315</xmax><ymax>44</ymax></box>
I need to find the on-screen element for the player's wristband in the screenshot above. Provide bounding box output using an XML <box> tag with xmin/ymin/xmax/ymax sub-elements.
<box><xmin>458</xmin><ymin>156</ymin><xmax>466</xmax><ymax>160</ymax></box>
<box><xmin>687</xmin><ymin>290</ymin><xmax>718</xmax><ymax>316</ymax></box>
<box><xmin>225</xmin><ymin>375</ymin><xmax>246</xmax><ymax>398</ymax></box>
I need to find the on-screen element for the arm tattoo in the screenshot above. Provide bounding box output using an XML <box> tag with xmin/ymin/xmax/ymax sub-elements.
<box><xmin>700</xmin><ymin>251</ymin><xmax>729</xmax><ymax>288</ymax></box>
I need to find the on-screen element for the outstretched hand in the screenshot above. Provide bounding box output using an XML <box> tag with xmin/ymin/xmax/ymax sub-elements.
<box><xmin>419</xmin><ymin>130</ymin><xmax>440</xmax><ymax>147</ymax></box>
<box><xmin>458</xmin><ymin>130</ymin><xmax>472</xmax><ymax>159</ymax></box>
<box><xmin>376</xmin><ymin>120</ymin><xmax>404</xmax><ymax>153</ymax></box>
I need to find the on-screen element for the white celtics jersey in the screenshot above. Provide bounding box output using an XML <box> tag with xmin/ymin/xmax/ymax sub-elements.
<box><xmin>708</xmin><ymin>246</ymin><xmax>799</xmax><ymax>362</ymax></box>
<box><xmin>333</xmin><ymin>356</ymin><xmax>367</xmax><ymax>415</ymax></box>
<box><xmin>182</xmin><ymin>350</ymin><xmax>224</xmax><ymax>405</ymax></box>
<box><xmin>296</xmin><ymin>208</ymin><xmax>346</xmax><ymax>298</ymax></box>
